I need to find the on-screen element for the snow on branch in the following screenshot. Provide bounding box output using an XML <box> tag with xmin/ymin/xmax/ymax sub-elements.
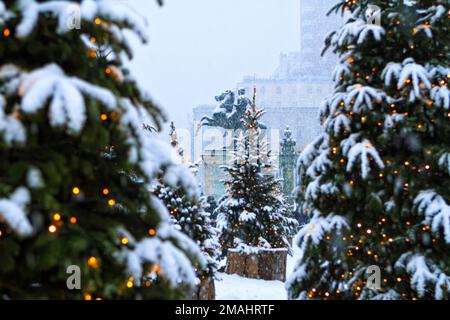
<box><xmin>119</xmin><ymin>98</ymin><xmax>198</xmax><ymax>197</ymax></box>
<box><xmin>370</xmin><ymin>290</ymin><xmax>401</xmax><ymax>300</ymax></box>
<box><xmin>157</xmin><ymin>224</ymin><xmax>206</xmax><ymax>269</ymax></box>
<box><xmin>383</xmin><ymin>113</ymin><xmax>404</xmax><ymax>131</ymax></box>
<box><xmin>15</xmin><ymin>0</ymin><xmax>148</xmax><ymax>43</ymax></box>
<box><xmin>306</xmin><ymin>149</ymin><xmax>331</xmax><ymax>178</ymax></box>
<box><xmin>305</xmin><ymin>178</ymin><xmax>338</xmax><ymax>201</ymax></box>
<box><xmin>431</xmin><ymin>85</ymin><xmax>450</xmax><ymax>110</ymax></box>
<box><xmin>345</xmin><ymin>84</ymin><xmax>385</xmax><ymax>111</ymax></box>
<box><xmin>332</xmin><ymin>63</ymin><xmax>351</xmax><ymax>83</ymax></box>
<box><xmin>382</xmin><ymin>58</ymin><xmax>431</xmax><ymax>102</ymax></box>
<box><xmin>412</xmin><ymin>4</ymin><xmax>446</xmax><ymax>39</ymax></box>
<box><xmin>331</xmin><ymin>19</ymin><xmax>385</xmax><ymax>47</ymax></box>
<box><xmin>356</xmin><ymin>23</ymin><xmax>385</xmax><ymax>44</ymax></box>
<box><xmin>125</xmin><ymin>236</ymin><xmax>198</xmax><ymax>288</ymax></box>
<box><xmin>430</xmin><ymin>66</ymin><xmax>450</xmax><ymax>109</ymax></box>
<box><xmin>81</xmin><ymin>0</ymin><xmax>149</xmax><ymax>42</ymax></box>
<box><xmin>340</xmin><ymin>133</ymin><xmax>360</xmax><ymax>154</ymax></box>
<box><xmin>0</xmin><ymin>1</ymin><xmax>13</xmax><ymax>24</ymax></box>
<box><xmin>298</xmin><ymin>135</ymin><xmax>327</xmax><ymax>169</ymax></box>
<box><xmin>239</xmin><ymin>210</ymin><xmax>256</xmax><ymax>223</ymax></box>
<box><xmin>0</xmin><ymin>94</ymin><xmax>26</xmax><ymax>145</ymax></box>
<box><xmin>320</xmin><ymin>92</ymin><xmax>346</xmax><ymax>118</ymax></box>
<box><xmin>395</xmin><ymin>252</ymin><xmax>449</xmax><ymax>299</ymax></box>
<box><xmin>414</xmin><ymin>190</ymin><xmax>450</xmax><ymax>244</ymax></box>
<box><xmin>421</xmin><ymin>5</ymin><xmax>446</xmax><ymax>24</ymax></box>
<box><xmin>345</xmin><ymin>139</ymin><xmax>384</xmax><ymax>179</ymax></box>
<box><xmin>439</xmin><ymin>153</ymin><xmax>450</xmax><ymax>175</ymax></box>
<box><xmin>325</xmin><ymin>113</ymin><xmax>351</xmax><ymax>136</ymax></box>
<box><xmin>123</xmin><ymin>217</ymin><xmax>205</xmax><ymax>289</ymax></box>
<box><xmin>397</xmin><ymin>254</ymin><xmax>436</xmax><ymax>298</ymax></box>
<box><xmin>0</xmin><ymin>63</ymin><xmax>116</xmax><ymax>133</ymax></box>
<box><xmin>0</xmin><ymin>187</ymin><xmax>33</xmax><ymax>237</ymax></box>
<box><xmin>296</xmin><ymin>212</ymin><xmax>349</xmax><ymax>252</ymax></box>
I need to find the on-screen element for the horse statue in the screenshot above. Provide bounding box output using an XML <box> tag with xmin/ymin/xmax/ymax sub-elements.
<box><xmin>197</xmin><ymin>88</ymin><xmax>266</xmax><ymax>132</ymax></box>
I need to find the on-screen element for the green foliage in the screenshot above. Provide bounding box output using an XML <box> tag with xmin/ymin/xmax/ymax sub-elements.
<box><xmin>0</xmin><ymin>0</ymin><xmax>198</xmax><ymax>299</ymax></box>
<box><xmin>216</xmin><ymin>112</ymin><xmax>299</xmax><ymax>257</ymax></box>
<box><xmin>288</xmin><ymin>0</ymin><xmax>450</xmax><ymax>300</ymax></box>
<box><xmin>153</xmin><ymin>183</ymin><xmax>219</xmax><ymax>278</ymax></box>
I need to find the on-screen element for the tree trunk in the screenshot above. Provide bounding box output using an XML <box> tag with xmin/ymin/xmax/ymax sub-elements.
<box><xmin>191</xmin><ymin>275</ymin><xmax>215</xmax><ymax>300</ymax></box>
<box><xmin>226</xmin><ymin>249</ymin><xmax>287</xmax><ymax>281</ymax></box>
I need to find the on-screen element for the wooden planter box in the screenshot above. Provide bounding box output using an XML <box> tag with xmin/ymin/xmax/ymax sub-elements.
<box><xmin>226</xmin><ymin>248</ymin><xmax>288</xmax><ymax>281</ymax></box>
<box><xmin>191</xmin><ymin>275</ymin><xmax>215</xmax><ymax>300</ymax></box>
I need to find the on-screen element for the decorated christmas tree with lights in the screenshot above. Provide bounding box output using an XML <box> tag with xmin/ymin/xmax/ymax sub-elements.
<box><xmin>216</xmin><ymin>96</ymin><xmax>299</xmax><ymax>257</ymax></box>
<box><xmin>153</xmin><ymin>122</ymin><xmax>219</xmax><ymax>279</ymax></box>
<box><xmin>287</xmin><ymin>0</ymin><xmax>449</xmax><ymax>300</ymax></box>
<box><xmin>0</xmin><ymin>0</ymin><xmax>205</xmax><ymax>299</ymax></box>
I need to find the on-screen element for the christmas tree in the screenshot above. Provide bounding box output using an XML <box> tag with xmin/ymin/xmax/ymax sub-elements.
<box><xmin>216</xmin><ymin>99</ymin><xmax>299</xmax><ymax>257</ymax></box>
<box><xmin>287</xmin><ymin>0</ymin><xmax>449</xmax><ymax>300</ymax></box>
<box><xmin>0</xmin><ymin>0</ymin><xmax>204</xmax><ymax>299</ymax></box>
<box><xmin>153</xmin><ymin>122</ymin><xmax>219</xmax><ymax>279</ymax></box>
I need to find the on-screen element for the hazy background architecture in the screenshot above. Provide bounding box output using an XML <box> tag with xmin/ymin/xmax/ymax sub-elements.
<box><xmin>191</xmin><ymin>0</ymin><xmax>341</xmax><ymax>198</ymax></box>
<box><xmin>129</xmin><ymin>0</ymin><xmax>303</xmax><ymax>130</ymax></box>
<box><xmin>128</xmin><ymin>0</ymin><xmax>341</xmax><ymax>198</ymax></box>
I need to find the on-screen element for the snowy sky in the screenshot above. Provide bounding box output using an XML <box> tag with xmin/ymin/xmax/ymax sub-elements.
<box><xmin>128</xmin><ymin>0</ymin><xmax>300</xmax><ymax>131</ymax></box>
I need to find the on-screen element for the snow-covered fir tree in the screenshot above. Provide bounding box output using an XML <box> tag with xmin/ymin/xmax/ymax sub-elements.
<box><xmin>153</xmin><ymin>122</ymin><xmax>219</xmax><ymax>279</ymax></box>
<box><xmin>216</xmin><ymin>107</ymin><xmax>299</xmax><ymax>257</ymax></box>
<box><xmin>0</xmin><ymin>0</ymin><xmax>205</xmax><ymax>299</ymax></box>
<box><xmin>287</xmin><ymin>0</ymin><xmax>449</xmax><ymax>300</ymax></box>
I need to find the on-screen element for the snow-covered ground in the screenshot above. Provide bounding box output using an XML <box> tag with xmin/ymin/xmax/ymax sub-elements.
<box><xmin>215</xmin><ymin>246</ymin><xmax>300</xmax><ymax>300</ymax></box>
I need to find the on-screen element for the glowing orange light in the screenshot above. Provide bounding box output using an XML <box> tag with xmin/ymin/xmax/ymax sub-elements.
<box><xmin>69</xmin><ymin>217</ymin><xmax>77</xmax><ymax>224</ymax></box>
<box><xmin>53</xmin><ymin>213</ymin><xmax>61</xmax><ymax>221</ymax></box>
<box><xmin>3</xmin><ymin>28</ymin><xmax>10</xmax><ymax>37</ymax></box>
<box><xmin>108</xmin><ymin>199</ymin><xmax>116</xmax><ymax>206</ymax></box>
<box><xmin>88</xmin><ymin>49</ymin><xmax>97</xmax><ymax>58</ymax></box>
<box><xmin>88</xmin><ymin>256</ymin><xmax>98</xmax><ymax>269</ymax></box>
<box><xmin>72</xmin><ymin>187</ymin><xmax>80</xmax><ymax>195</ymax></box>
<box><xmin>152</xmin><ymin>264</ymin><xmax>161</xmax><ymax>274</ymax></box>
<box><xmin>100</xmin><ymin>113</ymin><xmax>108</xmax><ymax>121</ymax></box>
<box><xmin>102</xmin><ymin>188</ymin><xmax>110</xmax><ymax>195</ymax></box>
